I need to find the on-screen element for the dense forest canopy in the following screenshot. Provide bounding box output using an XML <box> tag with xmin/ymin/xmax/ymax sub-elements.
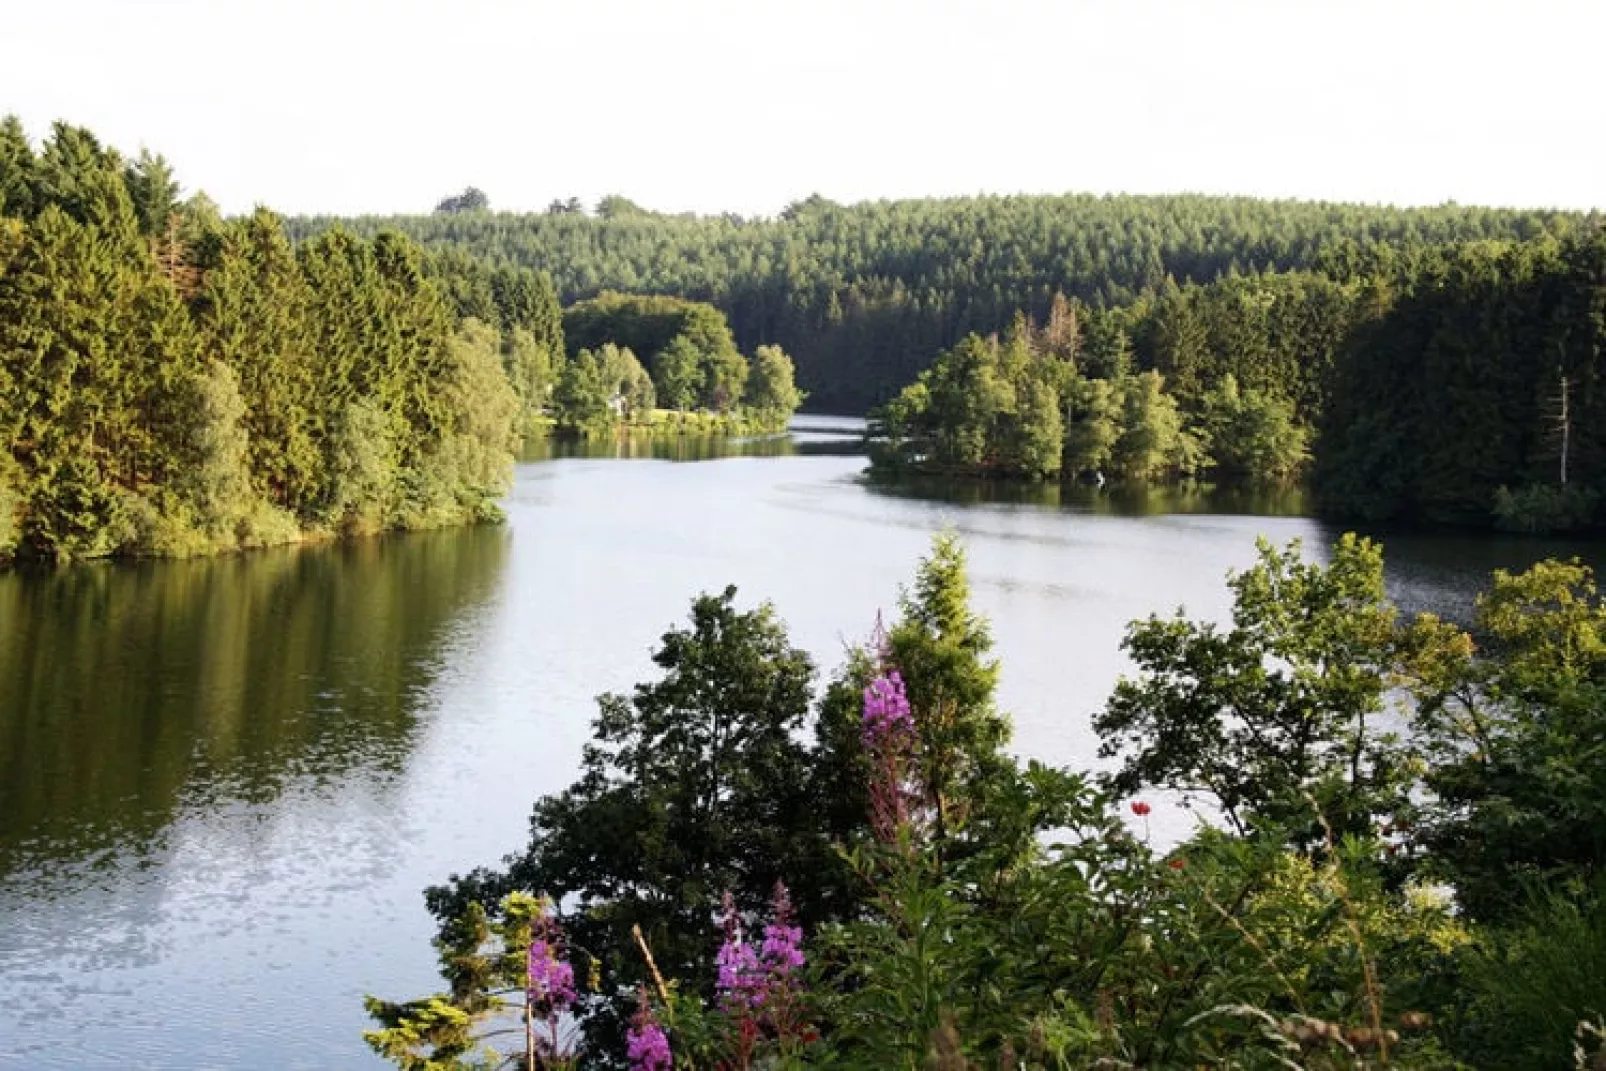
<box><xmin>0</xmin><ymin>118</ymin><xmax>565</xmax><ymax>562</ymax></box>
<box><xmin>873</xmin><ymin>233</ymin><xmax>1606</xmax><ymax>530</ymax></box>
<box><xmin>4</xmin><ymin>113</ymin><xmax>1600</xmax><ymax>554</ymax></box>
<box><xmin>292</xmin><ymin>192</ymin><xmax>1602</xmax><ymax>530</ymax></box>
<box><xmin>289</xmin><ymin>195</ymin><xmax>1590</xmax><ymax>411</ymax></box>
<box><xmin>0</xmin><ymin>121</ymin><xmax>812</xmax><ymax>562</ymax></box>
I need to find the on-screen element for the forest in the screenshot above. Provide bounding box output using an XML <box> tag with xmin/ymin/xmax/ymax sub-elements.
<box><xmin>0</xmin><ymin>121</ymin><xmax>802</xmax><ymax>563</ymax></box>
<box><xmin>290</xmin><ymin>191</ymin><xmax>1587</xmax><ymax>413</ymax></box>
<box><xmin>873</xmin><ymin>232</ymin><xmax>1606</xmax><ymax>532</ymax></box>
<box><xmin>366</xmin><ymin>533</ymin><xmax>1606</xmax><ymax>1070</ymax></box>
<box><xmin>296</xmin><ymin>190</ymin><xmax>1604</xmax><ymax>531</ymax></box>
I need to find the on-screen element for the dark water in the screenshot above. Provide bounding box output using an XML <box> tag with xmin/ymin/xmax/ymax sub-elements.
<box><xmin>0</xmin><ymin>418</ymin><xmax>1597</xmax><ymax>1068</ymax></box>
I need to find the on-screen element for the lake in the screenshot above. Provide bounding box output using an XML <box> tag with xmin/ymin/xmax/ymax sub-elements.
<box><xmin>0</xmin><ymin>418</ymin><xmax>1597</xmax><ymax>1068</ymax></box>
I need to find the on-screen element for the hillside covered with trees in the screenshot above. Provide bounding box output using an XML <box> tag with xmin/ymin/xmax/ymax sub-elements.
<box><xmin>0</xmin><ymin>119</ymin><xmax>570</xmax><ymax>562</ymax></box>
<box><xmin>0</xmin><ymin>122</ymin><xmax>805</xmax><ymax>563</ymax></box>
<box><xmin>290</xmin><ymin>194</ymin><xmax>1588</xmax><ymax>413</ymax></box>
<box><xmin>874</xmin><ymin>233</ymin><xmax>1606</xmax><ymax>531</ymax></box>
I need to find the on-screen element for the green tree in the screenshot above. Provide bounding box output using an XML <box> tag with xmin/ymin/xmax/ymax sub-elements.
<box><xmin>423</xmin><ymin>588</ymin><xmax>821</xmax><ymax>1057</ymax></box>
<box><xmin>596</xmin><ymin>342</ymin><xmax>654</xmax><ymax>421</ymax></box>
<box><xmin>1413</xmin><ymin>558</ymin><xmax>1606</xmax><ymax>921</ymax></box>
<box><xmin>653</xmin><ymin>335</ymin><xmax>702</xmax><ymax>412</ymax></box>
<box><xmin>1063</xmin><ymin>375</ymin><xmax>1122</xmax><ymax>478</ymax></box>
<box><xmin>886</xmin><ymin>532</ymin><xmax>1011</xmax><ymax>843</ymax></box>
<box><xmin>743</xmin><ymin>344</ymin><xmax>804</xmax><ymax>431</ymax></box>
<box><xmin>0</xmin><ymin>115</ymin><xmax>37</xmax><ymax>220</ymax></box>
<box><xmin>700</xmin><ymin>347</ymin><xmax>748</xmax><ymax>413</ymax></box>
<box><xmin>1111</xmin><ymin>370</ymin><xmax>1199</xmax><ymax>481</ymax></box>
<box><xmin>121</xmin><ymin>148</ymin><xmax>180</xmax><ymax>238</ymax></box>
<box><xmin>502</xmin><ymin>326</ymin><xmax>556</xmax><ymax>432</ymax></box>
<box><xmin>1096</xmin><ymin>534</ymin><xmax>1456</xmax><ymax>844</ymax></box>
<box><xmin>1200</xmin><ymin>373</ymin><xmax>1310</xmax><ymax>483</ymax></box>
<box><xmin>434</xmin><ymin>187</ymin><xmax>488</xmax><ymax>214</ymax></box>
<box><xmin>1012</xmin><ymin>377</ymin><xmax>1063</xmax><ymax>479</ymax></box>
<box><xmin>552</xmin><ymin>348</ymin><xmax>616</xmax><ymax>434</ymax></box>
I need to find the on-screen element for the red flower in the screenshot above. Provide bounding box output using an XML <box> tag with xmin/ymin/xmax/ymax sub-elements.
<box><xmin>1168</xmin><ymin>857</ymin><xmax>1186</xmax><ymax>870</ymax></box>
<box><xmin>1130</xmin><ymin>801</ymin><xmax>1152</xmax><ymax>817</ymax></box>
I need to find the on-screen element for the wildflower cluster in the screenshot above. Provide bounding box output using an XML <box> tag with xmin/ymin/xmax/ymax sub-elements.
<box><xmin>706</xmin><ymin>882</ymin><xmax>813</xmax><ymax>1066</ymax></box>
<box><xmin>715</xmin><ymin>884</ymin><xmax>807</xmax><ymax>1011</ymax></box>
<box><xmin>862</xmin><ymin>671</ymin><xmax>913</xmax><ymax>746</ymax></box>
<box><xmin>862</xmin><ymin>663</ymin><xmax>917</xmax><ymax>840</ymax></box>
<box><xmin>526</xmin><ymin>915</ymin><xmax>577</xmax><ymax>1016</ymax></box>
<box><xmin>715</xmin><ymin>892</ymin><xmax>767</xmax><ymax>1011</ymax></box>
<box><xmin>627</xmin><ymin>990</ymin><xmax>672</xmax><ymax>1071</ymax></box>
<box><xmin>524</xmin><ymin>905</ymin><xmax>579</xmax><ymax>1067</ymax></box>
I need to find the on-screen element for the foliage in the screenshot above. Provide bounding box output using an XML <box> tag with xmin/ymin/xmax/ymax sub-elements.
<box><xmin>550</xmin><ymin>292</ymin><xmax>798</xmax><ymax>431</ymax></box>
<box><xmin>652</xmin><ymin>335</ymin><xmax>702</xmax><ymax>413</ymax></box>
<box><xmin>1318</xmin><ymin>237</ymin><xmax>1606</xmax><ymax>526</ymax></box>
<box><xmin>419</xmin><ymin>587</ymin><xmax>826</xmax><ymax>1062</ymax></box>
<box><xmin>1412</xmin><ymin>558</ymin><xmax>1606</xmax><ymax>921</ymax></box>
<box><xmin>1443</xmin><ymin>886</ymin><xmax>1606</xmax><ymax>1071</ymax></box>
<box><xmin>372</xmin><ymin>533</ymin><xmax>1606</xmax><ymax>1069</ymax></box>
<box><xmin>1201</xmin><ymin>373</ymin><xmax>1310</xmax><ymax>482</ymax></box>
<box><xmin>1112</xmin><ymin>368</ymin><xmax>1202</xmax><ymax>480</ymax></box>
<box><xmin>1096</xmin><ymin>534</ymin><xmax>1463</xmax><ymax>845</ymax></box>
<box><xmin>289</xmin><ymin>191</ymin><xmax>1583</xmax><ymax>414</ymax></box>
<box><xmin>0</xmin><ymin>118</ymin><xmax>529</xmax><ymax>562</ymax></box>
<box><xmin>744</xmin><ymin>344</ymin><xmax>805</xmax><ymax>433</ymax></box>
<box><xmin>1492</xmin><ymin>483</ymin><xmax>1599</xmax><ymax>534</ymax></box>
<box><xmin>434</xmin><ymin>187</ymin><xmax>489</xmax><ymax>214</ymax></box>
<box><xmin>289</xmin><ymin>138</ymin><xmax>1605</xmax><ymax>528</ymax></box>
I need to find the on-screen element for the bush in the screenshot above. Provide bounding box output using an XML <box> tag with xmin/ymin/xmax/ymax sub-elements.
<box><xmin>1493</xmin><ymin>483</ymin><xmax>1599</xmax><ymax>534</ymax></box>
<box><xmin>1445</xmin><ymin>888</ymin><xmax>1606</xmax><ymax>1070</ymax></box>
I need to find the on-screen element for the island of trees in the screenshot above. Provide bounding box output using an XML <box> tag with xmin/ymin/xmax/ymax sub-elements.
<box><xmin>0</xmin><ymin>121</ymin><xmax>803</xmax><ymax>563</ymax></box>
<box><xmin>367</xmin><ymin>533</ymin><xmax>1606</xmax><ymax>1070</ymax></box>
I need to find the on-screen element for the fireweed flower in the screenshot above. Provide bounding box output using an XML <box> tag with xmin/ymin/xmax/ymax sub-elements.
<box><xmin>526</xmin><ymin>915</ymin><xmax>577</xmax><ymax>1015</ymax></box>
<box><xmin>862</xmin><ymin>671</ymin><xmax>914</xmax><ymax>746</ymax></box>
<box><xmin>716</xmin><ymin>886</ymin><xmax>808</xmax><ymax>1013</ymax></box>
<box><xmin>716</xmin><ymin>892</ymin><xmax>766</xmax><ymax>1010</ymax></box>
<box><xmin>627</xmin><ymin>990</ymin><xmax>672</xmax><ymax>1071</ymax></box>
<box><xmin>760</xmin><ymin>882</ymin><xmax>805</xmax><ymax>977</ymax></box>
<box><xmin>863</xmin><ymin>664</ymin><xmax>915</xmax><ymax>839</ymax></box>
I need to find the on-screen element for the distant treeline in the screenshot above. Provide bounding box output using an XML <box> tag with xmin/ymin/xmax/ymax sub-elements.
<box><xmin>0</xmin><ymin>121</ymin><xmax>801</xmax><ymax>563</ymax></box>
<box><xmin>875</xmin><ymin>233</ymin><xmax>1606</xmax><ymax>531</ymax></box>
<box><xmin>288</xmin><ymin>193</ymin><xmax>1590</xmax><ymax>412</ymax></box>
<box><xmin>294</xmin><ymin>190</ymin><xmax>1603</xmax><ymax>530</ymax></box>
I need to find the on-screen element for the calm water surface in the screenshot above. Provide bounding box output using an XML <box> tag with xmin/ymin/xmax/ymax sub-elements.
<box><xmin>1</xmin><ymin>418</ymin><xmax>1598</xmax><ymax>1068</ymax></box>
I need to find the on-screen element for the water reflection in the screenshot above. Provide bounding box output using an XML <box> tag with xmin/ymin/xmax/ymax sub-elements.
<box><xmin>520</xmin><ymin>422</ymin><xmax>866</xmax><ymax>464</ymax></box>
<box><xmin>0</xmin><ymin>526</ymin><xmax>510</xmax><ymax>882</ymax></box>
<box><xmin>863</xmin><ymin>471</ymin><xmax>1313</xmax><ymax>517</ymax></box>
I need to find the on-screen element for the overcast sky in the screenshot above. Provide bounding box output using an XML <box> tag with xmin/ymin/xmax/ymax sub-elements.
<box><xmin>3</xmin><ymin>0</ymin><xmax>1601</xmax><ymax>218</ymax></box>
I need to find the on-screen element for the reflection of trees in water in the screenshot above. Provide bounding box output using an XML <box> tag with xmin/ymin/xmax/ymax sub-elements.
<box><xmin>519</xmin><ymin>429</ymin><xmax>874</xmax><ymax>464</ymax></box>
<box><xmin>0</xmin><ymin>527</ymin><xmax>510</xmax><ymax>871</ymax></box>
<box><xmin>522</xmin><ymin>432</ymin><xmax>802</xmax><ymax>463</ymax></box>
<box><xmin>862</xmin><ymin>472</ymin><xmax>1313</xmax><ymax>517</ymax></box>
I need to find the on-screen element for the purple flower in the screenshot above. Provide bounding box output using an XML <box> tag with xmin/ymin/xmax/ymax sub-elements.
<box><xmin>628</xmin><ymin>992</ymin><xmax>672</xmax><ymax>1070</ymax></box>
<box><xmin>715</xmin><ymin>885</ymin><xmax>808</xmax><ymax>1015</ymax></box>
<box><xmin>715</xmin><ymin>931</ymin><xmax>765</xmax><ymax>1009</ymax></box>
<box><xmin>862</xmin><ymin>671</ymin><xmax>913</xmax><ymax>746</ymax></box>
<box><xmin>762</xmin><ymin>923</ymin><xmax>804</xmax><ymax>972</ymax></box>
<box><xmin>527</xmin><ymin>933</ymin><xmax>577</xmax><ymax>1013</ymax></box>
<box><xmin>760</xmin><ymin>882</ymin><xmax>805</xmax><ymax>975</ymax></box>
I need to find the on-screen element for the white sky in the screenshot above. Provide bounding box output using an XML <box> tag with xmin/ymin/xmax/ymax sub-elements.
<box><xmin>2</xmin><ymin>0</ymin><xmax>1601</xmax><ymax>218</ymax></box>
